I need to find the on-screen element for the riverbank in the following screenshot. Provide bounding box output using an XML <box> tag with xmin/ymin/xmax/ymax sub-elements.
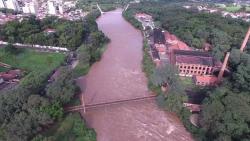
<box><xmin>122</xmin><ymin>6</ymin><xmax>198</xmax><ymax>140</ymax></box>
<box><xmin>0</xmin><ymin>10</ymin><xmax>109</xmax><ymax>140</ymax></box>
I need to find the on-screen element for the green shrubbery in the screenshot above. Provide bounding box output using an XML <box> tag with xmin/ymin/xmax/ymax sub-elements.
<box><xmin>32</xmin><ymin>113</ymin><xmax>96</xmax><ymax>141</ymax></box>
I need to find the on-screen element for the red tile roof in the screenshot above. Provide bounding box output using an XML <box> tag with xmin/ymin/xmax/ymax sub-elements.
<box><xmin>44</xmin><ymin>28</ymin><xmax>56</xmax><ymax>33</ymax></box>
<box><xmin>164</xmin><ymin>31</ymin><xmax>192</xmax><ymax>51</ymax></box>
<box><xmin>0</xmin><ymin>74</ymin><xmax>16</xmax><ymax>81</ymax></box>
<box><xmin>174</xmin><ymin>50</ymin><xmax>214</xmax><ymax>66</ymax></box>
<box><xmin>135</xmin><ymin>13</ymin><xmax>152</xmax><ymax>19</ymax></box>
<box><xmin>164</xmin><ymin>31</ymin><xmax>178</xmax><ymax>41</ymax></box>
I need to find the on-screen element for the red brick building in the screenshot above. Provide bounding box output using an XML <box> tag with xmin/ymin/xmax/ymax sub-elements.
<box><xmin>193</xmin><ymin>75</ymin><xmax>218</xmax><ymax>86</ymax></box>
<box><xmin>172</xmin><ymin>50</ymin><xmax>215</xmax><ymax>77</ymax></box>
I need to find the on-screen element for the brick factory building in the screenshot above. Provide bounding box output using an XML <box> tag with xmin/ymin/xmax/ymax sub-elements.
<box><xmin>171</xmin><ymin>50</ymin><xmax>216</xmax><ymax>77</ymax></box>
<box><xmin>193</xmin><ymin>75</ymin><xmax>218</xmax><ymax>86</ymax></box>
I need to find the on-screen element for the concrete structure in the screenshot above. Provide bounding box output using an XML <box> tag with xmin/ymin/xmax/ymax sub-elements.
<box><xmin>47</xmin><ymin>0</ymin><xmax>56</xmax><ymax>15</ymax></box>
<box><xmin>240</xmin><ymin>27</ymin><xmax>250</xmax><ymax>53</ymax></box>
<box><xmin>218</xmin><ymin>52</ymin><xmax>230</xmax><ymax>82</ymax></box>
<box><xmin>0</xmin><ymin>0</ymin><xmax>5</xmax><ymax>8</ymax></box>
<box><xmin>172</xmin><ymin>50</ymin><xmax>215</xmax><ymax>77</ymax></box>
<box><xmin>134</xmin><ymin>13</ymin><xmax>155</xmax><ymax>30</ymax></box>
<box><xmin>5</xmin><ymin>0</ymin><xmax>20</xmax><ymax>11</ymax></box>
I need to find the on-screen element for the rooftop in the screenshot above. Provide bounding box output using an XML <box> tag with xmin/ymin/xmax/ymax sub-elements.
<box><xmin>153</xmin><ymin>28</ymin><xmax>165</xmax><ymax>44</ymax></box>
<box><xmin>174</xmin><ymin>50</ymin><xmax>214</xmax><ymax>66</ymax></box>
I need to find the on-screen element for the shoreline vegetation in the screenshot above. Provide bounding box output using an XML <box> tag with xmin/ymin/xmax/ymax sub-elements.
<box><xmin>123</xmin><ymin>1</ymin><xmax>250</xmax><ymax>141</ymax></box>
<box><xmin>0</xmin><ymin>10</ymin><xmax>109</xmax><ymax>141</ymax></box>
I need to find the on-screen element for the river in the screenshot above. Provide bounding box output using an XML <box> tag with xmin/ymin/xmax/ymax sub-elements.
<box><xmin>78</xmin><ymin>9</ymin><xmax>193</xmax><ymax>141</ymax></box>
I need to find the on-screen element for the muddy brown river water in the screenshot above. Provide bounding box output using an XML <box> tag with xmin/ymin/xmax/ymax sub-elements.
<box><xmin>78</xmin><ymin>9</ymin><xmax>193</xmax><ymax>141</ymax></box>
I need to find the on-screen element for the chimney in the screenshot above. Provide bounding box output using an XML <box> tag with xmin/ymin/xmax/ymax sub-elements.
<box><xmin>218</xmin><ymin>52</ymin><xmax>230</xmax><ymax>82</ymax></box>
<box><xmin>240</xmin><ymin>27</ymin><xmax>250</xmax><ymax>53</ymax></box>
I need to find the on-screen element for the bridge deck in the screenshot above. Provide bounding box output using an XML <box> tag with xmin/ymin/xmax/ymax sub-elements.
<box><xmin>65</xmin><ymin>95</ymin><xmax>156</xmax><ymax>112</ymax></box>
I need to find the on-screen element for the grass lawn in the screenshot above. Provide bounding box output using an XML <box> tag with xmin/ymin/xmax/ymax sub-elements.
<box><xmin>180</xmin><ymin>77</ymin><xmax>195</xmax><ymax>89</ymax></box>
<box><xmin>246</xmin><ymin>6</ymin><xmax>250</xmax><ymax>12</ymax></box>
<box><xmin>40</xmin><ymin>113</ymin><xmax>96</xmax><ymax>141</ymax></box>
<box><xmin>0</xmin><ymin>48</ymin><xmax>65</xmax><ymax>72</ymax></box>
<box><xmin>224</xmin><ymin>5</ymin><xmax>241</xmax><ymax>12</ymax></box>
<box><xmin>0</xmin><ymin>67</ymin><xmax>9</xmax><ymax>72</ymax></box>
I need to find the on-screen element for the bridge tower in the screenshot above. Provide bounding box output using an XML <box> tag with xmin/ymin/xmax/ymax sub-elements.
<box><xmin>124</xmin><ymin>4</ymin><xmax>130</xmax><ymax>11</ymax></box>
<box><xmin>96</xmin><ymin>3</ymin><xmax>104</xmax><ymax>15</ymax></box>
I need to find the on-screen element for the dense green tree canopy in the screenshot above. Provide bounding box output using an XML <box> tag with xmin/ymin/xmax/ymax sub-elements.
<box><xmin>201</xmin><ymin>88</ymin><xmax>250</xmax><ymax>141</ymax></box>
<box><xmin>0</xmin><ymin>14</ymin><xmax>106</xmax><ymax>50</ymax></box>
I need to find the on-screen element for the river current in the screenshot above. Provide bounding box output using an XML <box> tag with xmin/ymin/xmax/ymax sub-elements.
<box><xmin>78</xmin><ymin>9</ymin><xmax>193</xmax><ymax>141</ymax></box>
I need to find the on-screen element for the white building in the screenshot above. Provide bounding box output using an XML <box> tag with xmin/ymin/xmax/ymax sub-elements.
<box><xmin>22</xmin><ymin>4</ymin><xmax>30</xmax><ymax>13</ymax></box>
<box><xmin>0</xmin><ymin>0</ymin><xmax>5</xmax><ymax>8</ymax></box>
<box><xmin>4</xmin><ymin>0</ymin><xmax>20</xmax><ymax>11</ymax></box>
<box><xmin>47</xmin><ymin>0</ymin><xmax>57</xmax><ymax>15</ymax></box>
<box><xmin>29</xmin><ymin>2</ymin><xmax>37</xmax><ymax>14</ymax></box>
<box><xmin>22</xmin><ymin>1</ymin><xmax>38</xmax><ymax>14</ymax></box>
<box><xmin>64</xmin><ymin>1</ymin><xmax>75</xmax><ymax>8</ymax></box>
<box><xmin>58</xmin><ymin>4</ymin><xmax>64</xmax><ymax>14</ymax></box>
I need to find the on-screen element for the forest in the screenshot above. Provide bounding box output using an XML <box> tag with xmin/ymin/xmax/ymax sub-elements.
<box><xmin>0</xmin><ymin>13</ymin><xmax>107</xmax><ymax>50</ymax></box>
<box><xmin>0</xmin><ymin>11</ymin><xmax>108</xmax><ymax>141</ymax></box>
<box><xmin>125</xmin><ymin>2</ymin><xmax>250</xmax><ymax>141</ymax></box>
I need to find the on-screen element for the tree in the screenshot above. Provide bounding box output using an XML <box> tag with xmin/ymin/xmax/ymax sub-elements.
<box><xmin>151</xmin><ymin>64</ymin><xmax>184</xmax><ymax>95</ymax></box>
<box><xmin>46</xmin><ymin>67</ymin><xmax>78</xmax><ymax>104</ymax></box>
<box><xmin>4</xmin><ymin>44</ymin><xmax>22</xmax><ymax>54</ymax></box>
<box><xmin>230</xmin><ymin>52</ymin><xmax>250</xmax><ymax>92</ymax></box>
<box><xmin>201</xmin><ymin>87</ymin><xmax>250</xmax><ymax>141</ymax></box>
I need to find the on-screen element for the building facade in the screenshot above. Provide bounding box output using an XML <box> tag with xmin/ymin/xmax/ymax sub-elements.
<box><xmin>47</xmin><ymin>0</ymin><xmax>56</xmax><ymax>15</ymax></box>
<box><xmin>172</xmin><ymin>50</ymin><xmax>215</xmax><ymax>77</ymax></box>
<box><xmin>193</xmin><ymin>75</ymin><xmax>218</xmax><ymax>86</ymax></box>
<box><xmin>22</xmin><ymin>1</ymin><xmax>38</xmax><ymax>14</ymax></box>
